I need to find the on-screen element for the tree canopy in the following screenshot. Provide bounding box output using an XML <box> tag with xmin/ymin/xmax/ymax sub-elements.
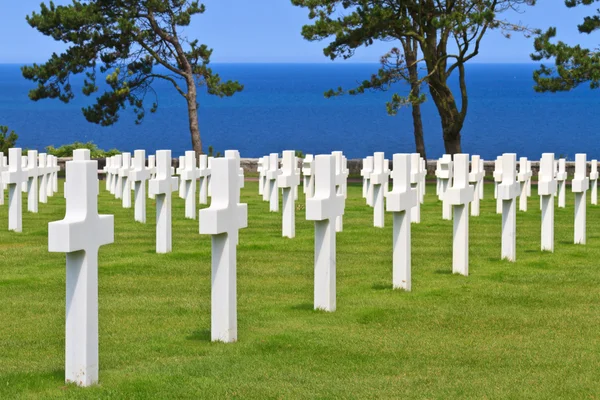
<box><xmin>0</xmin><ymin>126</ymin><xmax>18</xmax><ymax>154</ymax></box>
<box><xmin>22</xmin><ymin>0</ymin><xmax>243</xmax><ymax>154</ymax></box>
<box><xmin>532</xmin><ymin>0</ymin><xmax>600</xmax><ymax>92</ymax></box>
<box><xmin>293</xmin><ymin>0</ymin><xmax>536</xmax><ymax>154</ymax></box>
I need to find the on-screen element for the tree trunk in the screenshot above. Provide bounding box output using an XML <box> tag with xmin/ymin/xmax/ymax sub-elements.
<box><xmin>404</xmin><ymin>37</ymin><xmax>427</xmax><ymax>160</ymax></box>
<box><xmin>411</xmin><ymin>101</ymin><xmax>426</xmax><ymax>160</ymax></box>
<box><xmin>427</xmin><ymin>76</ymin><xmax>464</xmax><ymax>155</ymax></box>
<box><xmin>185</xmin><ymin>78</ymin><xmax>203</xmax><ymax>157</ymax></box>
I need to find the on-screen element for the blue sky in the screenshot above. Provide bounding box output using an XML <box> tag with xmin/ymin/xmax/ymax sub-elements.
<box><xmin>0</xmin><ymin>0</ymin><xmax>598</xmax><ymax>64</ymax></box>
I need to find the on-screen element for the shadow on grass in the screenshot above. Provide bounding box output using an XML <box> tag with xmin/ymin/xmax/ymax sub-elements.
<box><xmin>290</xmin><ymin>303</ymin><xmax>313</xmax><ymax>311</ymax></box>
<box><xmin>434</xmin><ymin>269</ymin><xmax>452</xmax><ymax>275</ymax></box>
<box><xmin>186</xmin><ymin>329</ymin><xmax>211</xmax><ymax>342</ymax></box>
<box><xmin>371</xmin><ymin>283</ymin><xmax>393</xmax><ymax>290</ymax></box>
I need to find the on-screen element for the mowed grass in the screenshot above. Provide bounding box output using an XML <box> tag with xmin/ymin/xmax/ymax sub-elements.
<box><xmin>1</xmin><ymin>178</ymin><xmax>600</xmax><ymax>399</ymax></box>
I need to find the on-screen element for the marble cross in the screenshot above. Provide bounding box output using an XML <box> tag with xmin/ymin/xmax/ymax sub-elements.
<box><xmin>437</xmin><ymin>154</ymin><xmax>453</xmax><ymax>220</ymax></box>
<box><xmin>278</xmin><ymin>150</ymin><xmax>300</xmax><ymax>238</ymax></box>
<box><xmin>113</xmin><ymin>154</ymin><xmax>123</xmax><ymax>199</ymax></box>
<box><xmin>177</xmin><ymin>155</ymin><xmax>187</xmax><ymax>199</ymax></box>
<box><xmin>572</xmin><ymin>153</ymin><xmax>589</xmax><ymax>245</ymax></box>
<box><xmin>257</xmin><ymin>156</ymin><xmax>265</xmax><ymax>196</ymax></box>
<box><xmin>0</xmin><ymin>152</ymin><xmax>6</xmax><ymax>206</ymax></box>
<box><xmin>199</xmin><ymin>157</ymin><xmax>248</xmax><ymax>342</ymax></box>
<box><xmin>207</xmin><ymin>156</ymin><xmax>214</xmax><ymax>197</ymax></box>
<box><xmin>26</xmin><ymin>150</ymin><xmax>39</xmax><ymax>213</ymax></box>
<box><xmin>225</xmin><ymin>150</ymin><xmax>245</xmax><ymax>192</ymax></box>
<box><xmin>538</xmin><ymin>153</ymin><xmax>556</xmax><ymax>252</ymax></box>
<box><xmin>51</xmin><ymin>155</ymin><xmax>59</xmax><ymax>195</ymax></box>
<box><xmin>130</xmin><ymin>150</ymin><xmax>151</xmax><ymax>223</ymax></box>
<box><xmin>445</xmin><ymin>154</ymin><xmax>474</xmax><ymax>275</ymax></box>
<box><xmin>385</xmin><ymin>153</ymin><xmax>417</xmax><ymax>290</ymax></box>
<box><xmin>410</xmin><ymin>154</ymin><xmax>423</xmax><ymax>223</ymax></box>
<box><xmin>103</xmin><ymin>156</ymin><xmax>112</xmax><ymax>192</ymax></box>
<box><xmin>38</xmin><ymin>153</ymin><xmax>50</xmax><ymax>204</ymax></box>
<box><xmin>48</xmin><ymin>149</ymin><xmax>114</xmax><ymax>387</ymax></box>
<box><xmin>306</xmin><ymin>154</ymin><xmax>345</xmax><ymax>312</ymax></box>
<box><xmin>371</xmin><ymin>152</ymin><xmax>389</xmax><ymax>228</ymax></box>
<box><xmin>180</xmin><ymin>151</ymin><xmax>199</xmax><ymax>220</ymax></box>
<box><xmin>556</xmin><ymin>158</ymin><xmax>567</xmax><ymax>208</ymax></box>
<box><xmin>149</xmin><ymin>150</ymin><xmax>179</xmax><ymax>253</ymax></box>
<box><xmin>3</xmin><ymin>148</ymin><xmax>27</xmax><ymax>232</ymax></box>
<box><xmin>302</xmin><ymin>154</ymin><xmax>315</xmax><ymax>198</ymax></box>
<box><xmin>109</xmin><ymin>155</ymin><xmax>119</xmax><ymax>196</ymax></box>
<box><xmin>332</xmin><ymin>151</ymin><xmax>348</xmax><ymax>232</ymax></box>
<box><xmin>45</xmin><ymin>155</ymin><xmax>55</xmax><ymax>197</ymax></box>
<box><xmin>468</xmin><ymin>155</ymin><xmax>484</xmax><ymax>217</ymax></box>
<box><xmin>119</xmin><ymin>152</ymin><xmax>132</xmax><ymax>208</ymax></box>
<box><xmin>590</xmin><ymin>159</ymin><xmax>598</xmax><ymax>205</ymax></box>
<box><xmin>498</xmin><ymin>154</ymin><xmax>520</xmax><ymax>261</ymax></box>
<box><xmin>518</xmin><ymin>157</ymin><xmax>532</xmax><ymax>212</ymax></box>
<box><xmin>361</xmin><ymin>156</ymin><xmax>373</xmax><ymax>201</ymax></box>
<box><xmin>478</xmin><ymin>158</ymin><xmax>485</xmax><ymax>200</ymax></box>
<box><xmin>147</xmin><ymin>155</ymin><xmax>157</xmax><ymax>199</ymax></box>
<box><xmin>260</xmin><ymin>155</ymin><xmax>270</xmax><ymax>202</ymax></box>
<box><xmin>365</xmin><ymin>156</ymin><xmax>375</xmax><ymax>207</ymax></box>
<box><xmin>266</xmin><ymin>153</ymin><xmax>280</xmax><ymax>212</ymax></box>
<box><xmin>198</xmin><ymin>154</ymin><xmax>210</xmax><ymax>205</ymax></box>
<box><xmin>420</xmin><ymin>157</ymin><xmax>426</xmax><ymax>201</ymax></box>
<box><xmin>493</xmin><ymin>156</ymin><xmax>503</xmax><ymax>214</ymax></box>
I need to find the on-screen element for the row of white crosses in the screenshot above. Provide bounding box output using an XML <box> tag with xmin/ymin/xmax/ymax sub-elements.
<box><xmin>1</xmin><ymin>149</ymin><xmax>60</xmax><ymax>232</ymax></box>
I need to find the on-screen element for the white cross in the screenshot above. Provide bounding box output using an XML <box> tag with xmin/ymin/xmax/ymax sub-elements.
<box><xmin>468</xmin><ymin>155</ymin><xmax>484</xmax><ymax>217</ymax></box>
<box><xmin>410</xmin><ymin>154</ymin><xmax>424</xmax><ymax>223</ymax></box>
<box><xmin>278</xmin><ymin>150</ymin><xmax>300</xmax><ymax>238</ymax></box>
<box><xmin>257</xmin><ymin>156</ymin><xmax>265</xmax><ymax>196</ymax></box>
<box><xmin>302</xmin><ymin>154</ymin><xmax>315</xmax><ymax>198</ymax></box>
<box><xmin>556</xmin><ymin>158</ymin><xmax>567</xmax><ymax>208</ymax></box>
<box><xmin>112</xmin><ymin>155</ymin><xmax>123</xmax><ymax>199</ymax></box>
<box><xmin>149</xmin><ymin>150</ymin><xmax>179</xmax><ymax>253</ymax></box>
<box><xmin>332</xmin><ymin>151</ymin><xmax>348</xmax><ymax>232</ymax></box>
<box><xmin>437</xmin><ymin>154</ymin><xmax>453</xmax><ymax>220</ymax></box>
<box><xmin>538</xmin><ymin>153</ymin><xmax>556</xmax><ymax>252</ymax></box>
<box><xmin>371</xmin><ymin>152</ymin><xmax>388</xmax><ymax>228</ymax></box>
<box><xmin>360</xmin><ymin>156</ymin><xmax>372</xmax><ymax>201</ymax></box>
<box><xmin>572</xmin><ymin>153</ymin><xmax>589</xmax><ymax>244</ymax></box>
<box><xmin>119</xmin><ymin>152</ymin><xmax>132</xmax><ymax>208</ymax></box>
<box><xmin>590</xmin><ymin>159</ymin><xmax>598</xmax><ymax>205</ymax></box>
<box><xmin>493</xmin><ymin>156</ymin><xmax>503</xmax><ymax>214</ymax></box>
<box><xmin>180</xmin><ymin>151</ymin><xmax>199</xmax><ymax>220</ymax></box>
<box><xmin>26</xmin><ymin>150</ymin><xmax>39</xmax><ymax>213</ymax></box>
<box><xmin>21</xmin><ymin>156</ymin><xmax>28</xmax><ymax>193</ymax></box>
<box><xmin>107</xmin><ymin>156</ymin><xmax>117</xmax><ymax>195</ymax></box>
<box><xmin>37</xmin><ymin>153</ymin><xmax>50</xmax><ymax>204</ymax></box>
<box><xmin>199</xmin><ymin>157</ymin><xmax>248</xmax><ymax>342</ymax></box>
<box><xmin>48</xmin><ymin>149</ymin><xmax>114</xmax><ymax>387</ymax></box>
<box><xmin>130</xmin><ymin>150</ymin><xmax>151</xmax><ymax>223</ymax></box>
<box><xmin>294</xmin><ymin>156</ymin><xmax>301</xmax><ymax>201</ymax></box>
<box><xmin>478</xmin><ymin>158</ymin><xmax>485</xmax><ymax>200</ymax></box>
<box><xmin>177</xmin><ymin>155</ymin><xmax>187</xmax><ymax>199</ymax></box>
<box><xmin>306</xmin><ymin>154</ymin><xmax>345</xmax><ymax>312</ymax></box>
<box><xmin>51</xmin><ymin>155</ymin><xmax>60</xmax><ymax>195</ymax></box>
<box><xmin>0</xmin><ymin>152</ymin><xmax>6</xmax><ymax>206</ymax></box>
<box><xmin>385</xmin><ymin>153</ymin><xmax>417</xmax><ymax>290</ymax></box>
<box><xmin>498</xmin><ymin>153</ymin><xmax>520</xmax><ymax>261</ymax></box>
<box><xmin>445</xmin><ymin>154</ymin><xmax>474</xmax><ymax>276</ymax></box>
<box><xmin>207</xmin><ymin>156</ymin><xmax>214</xmax><ymax>197</ymax></box>
<box><xmin>103</xmin><ymin>157</ymin><xmax>112</xmax><ymax>192</ymax></box>
<box><xmin>147</xmin><ymin>155</ymin><xmax>156</xmax><ymax>199</ymax></box>
<box><xmin>198</xmin><ymin>154</ymin><xmax>210</xmax><ymax>205</ymax></box>
<box><xmin>2</xmin><ymin>148</ymin><xmax>28</xmax><ymax>232</ymax></box>
<box><xmin>419</xmin><ymin>157</ymin><xmax>426</xmax><ymax>201</ymax></box>
<box><xmin>45</xmin><ymin>155</ymin><xmax>55</xmax><ymax>197</ymax></box>
<box><xmin>518</xmin><ymin>157</ymin><xmax>532</xmax><ymax>212</ymax></box>
<box><xmin>266</xmin><ymin>153</ymin><xmax>280</xmax><ymax>212</ymax></box>
<box><xmin>225</xmin><ymin>150</ymin><xmax>245</xmax><ymax>192</ymax></box>
<box><xmin>261</xmin><ymin>155</ymin><xmax>270</xmax><ymax>202</ymax></box>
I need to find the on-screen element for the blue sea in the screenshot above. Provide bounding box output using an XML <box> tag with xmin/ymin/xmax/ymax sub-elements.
<box><xmin>0</xmin><ymin>63</ymin><xmax>598</xmax><ymax>160</ymax></box>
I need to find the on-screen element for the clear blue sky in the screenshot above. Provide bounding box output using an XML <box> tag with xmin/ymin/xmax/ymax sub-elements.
<box><xmin>0</xmin><ymin>0</ymin><xmax>597</xmax><ymax>64</ymax></box>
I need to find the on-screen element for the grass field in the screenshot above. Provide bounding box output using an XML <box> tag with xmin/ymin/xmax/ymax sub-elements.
<box><xmin>1</xmin><ymin>179</ymin><xmax>600</xmax><ymax>399</ymax></box>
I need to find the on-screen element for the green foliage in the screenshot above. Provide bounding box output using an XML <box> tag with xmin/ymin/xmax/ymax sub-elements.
<box><xmin>0</xmin><ymin>126</ymin><xmax>18</xmax><ymax>153</ymax></box>
<box><xmin>45</xmin><ymin>141</ymin><xmax>120</xmax><ymax>158</ymax></box>
<box><xmin>21</xmin><ymin>1</ymin><xmax>243</xmax><ymax>127</ymax></box>
<box><xmin>532</xmin><ymin>0</ymin><xmax>600</xmax><ymax>92</ymax></box>
<box><xmin>206</xmin><ymin>145</ymin><xmax>222</xmax><ymax>158</ymax></box>
<box><xmin>295</xmin><ymin>150</ymin><xmax>304</xmax><ymax>159</ymax></box>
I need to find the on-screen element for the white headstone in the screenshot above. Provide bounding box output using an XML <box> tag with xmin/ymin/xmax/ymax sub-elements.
<box><xmin>538</xmin><ymin>153</ymin><xmax>556</xmax><ymax>252</ymax></box>
<box><xmin>180</xmin><ymin>151</ymin><xmax>198</xmax><ymax>220</ymax></box>
<box><xmin>590</xmin><ymin>159</ymin><xmax>598</xmax><ymax>205</ymax></box>
<box><xmin>198</xmin><ymin>154</ymin><xmax>210</xmax><ymax>205</ymax></box>
<box><xmin>48</xmin><ymin>149</ymin><xmax>114</xmax><ymax>387</ymax></box>
<box><xmin>261</xmin><ymin>155</ymin><xmax>270</xmax><ymax>202</ymax></box>
<box><xmin>3</xmin><ymin>148</ymin><xmax>27</xmax><ymax>232</ymax></box>
<box><xmin>266</xmin><ymin>153</ymin><xmax>280</xmax><ymax>212</ymax></box>
<box><xmin>130</xmin><ymin>150</ymin><xmax>151</xmax><ymax>223</ymax></box>
<box><xmin>224</xmin><ymin>150</ymin><xmax>244</xmax><ymax>191</ymax></box>
<box><xmin>385</xmin><ymin>154</ymin><xmax>417</xmax><ymax>290</ymax></box>
<box><xmin>26</xmin><ymin>150</ymin><xmax>39</xmax><ymax>213</ymax></box>
<box><xmin>360</xmin><ymin>156</ymin><xmax>373</xmax><ymax>200</ymax></box>
<box><xmin>419</xmin><ymin>157</ymin><xmax>426</xmax><ymax>201</ymax></box>
<box><xmin>177</xmin><ymin>155</ymin><xmax>187</xmax><ymax>199</ymax></box>
<box><xmin>0</xmin><ymin>152</ymin><xmax>6</xmax><ymax>205</ymax></box>
<box><xmin>147</xmin><ymin>155</ymin><xmax>156</xmax><ymax>199</ymax></box>
<box><xmin>445</xmin><ymin>154</ymin><xmax>474</xmax><ymax>275</ymax></box>
<box><xmin>479</xmin><ymin>158</ymin><xmax>485</xmax><ymax>199</ymax></box>
<box><xmin>556</xmin><ymin>158</ymin><xmax>567</xmax><ymax>208</ymax></box>
<box><xmin>572</xmin><ymin>153</ymin><xmax>589</xmax><ymax>244</ymax></box>
<box><xmin>149</xmin><ymin>150</ymin><xmax>179</xmax><ymax>253</ymax></box>
<box><xmin>306</xmin><ymin>154</ymin><xmax>344</xmax><ymax>312</ymax></box>
<box><xmin>468</xmin><ymin>155</ymin><xmax>484</xmax><ymax>217</ymax></box>
<box><xmin>498</xmin><ymin>154</ymin><xmax>519</xmax><ymax>261</ymax></box>
<box><xmin>119</xmin><ymin>152</ymin><xmax>132</xmax><ymax>208</ymax></box>
<box><xmin>199</xmin><ymin>157</ymin><xmax>248</xmax><ymax>342</ymax></box>
<box><xmin>410</xmin><ymin>154</ymin><xmax>423</xmax><ymax>223</ymax></box>
<box><xmin>113</xmin><ymin>154</ymin><xmax>123</xmax><ymax>199</ymax></box>
<box><xmin>52</xmin><ymin>155</ymin><xmax>59</xmax><ymax>194</ymax></box>
<box><xmin>365</xmin><ymin>156</ymin><xmax>375</xmax><ymax>207</ymax></box>
<box><xmin>437</xmin><ymin>154</ymin><xmax>453</xmax><ymax>220</ymax></box>
<box><xmin>518</xmin><ymin>157</ymin><xmax>532</xmax><ymax>212</ymax></box>
<box><xmin>371</xmin><ymin>152</ymin><xmax>388</xmax><ymax>228</ymax></box>
<box><xmin>332</xmin><ymin>151</ymin><xmax>348</xmax><ymax>232</ymax></box>
<box><xmin>278</xmin><ymin>150</ymin><xmax>300</xmax><ymax>238</ymax></box>
<box><xmin>257</xmin><ymin>156</ymin><xmax>265</xmax><ymax>196</ymax></box>
<box><xmin>493</xmin><ymin>156</ymin><xmax>503</xmax><ymax>214</ymax></box>
<box><xmin>103</xmin><ymin>157</ymin><xmax>112</xmax><ymax>192</ymax></box>
<box><xmin>20</xmin><ymin>156</ymin><xmax>28</xmax><ymax>193</ymax></box>
<box><xmin>207</xmin><ymin>156</ymin><xmax>214</xmax><ymax>197</ymax></box>
<box><xmin>38</xmin><ymin>153</ymin><xmax>50</xmax><ymax>204</ymax></box>
<box><xmin>302</xmin><ymin>154</ymin><xmax>315</xmax><ymax>198</ymax></box>
<box><xmin>46</xmin><ymin>155</ymin><xmax>55</xmax><ymax>197</ymax></box>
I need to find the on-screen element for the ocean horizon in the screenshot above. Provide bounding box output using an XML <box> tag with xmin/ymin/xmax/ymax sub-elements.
<box><xmin>0</xmin><ymin>63</ymin><xmax>599</xmax><ymax>160</ymax></box>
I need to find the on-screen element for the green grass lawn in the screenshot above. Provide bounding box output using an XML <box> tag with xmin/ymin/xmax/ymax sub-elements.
<box><xmin>1</xmin><ymin>180</ymin><xmax>600</xmax><ymax>399</ymax></box>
